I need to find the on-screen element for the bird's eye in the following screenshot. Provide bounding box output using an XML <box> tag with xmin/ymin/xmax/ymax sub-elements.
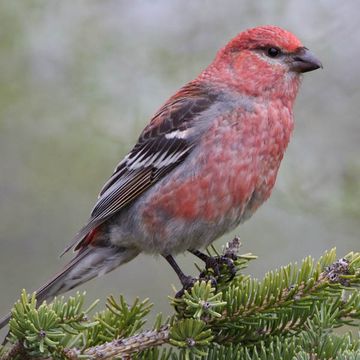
<box><xmin>266</xmin><ymin>47</ymin><xmax>281</xmax><ymax>58</ymax></box>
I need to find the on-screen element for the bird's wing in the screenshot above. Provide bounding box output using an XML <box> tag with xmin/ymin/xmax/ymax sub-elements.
<box><xmin>62</xmin><ymin>82</ymin><xmax>218</xmax><ymax>255</ymax></box>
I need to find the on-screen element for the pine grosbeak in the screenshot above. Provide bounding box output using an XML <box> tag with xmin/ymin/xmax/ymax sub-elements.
<box><xmin>0</xmin><ymin>25</ymin><xmax>322</xmax><ymax>328</ymax></box>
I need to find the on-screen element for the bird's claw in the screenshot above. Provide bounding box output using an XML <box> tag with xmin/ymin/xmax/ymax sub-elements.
<box><xmin>201</xmin><ymin>255</ymin><xmax>237</xmax><ymax>281</ymax></box>
<box><xmin>175</xmin><ymin>275</ymin><xmax>197</xmax><ymax>298</ymax></box>
<box><xmin>174</xmin><ymin>252</ymin><xmax>238</xmax><ymax>298</ymax></box>
<box><xmin>176</xmin><ymin>274</ymin><xmax>218</xmax><ymax>298</ymax></box>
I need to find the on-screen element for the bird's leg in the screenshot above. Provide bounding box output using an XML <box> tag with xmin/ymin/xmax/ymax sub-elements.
<box><xmin>188</xmin><ymin>249</ymin><xmax>209</xmax><ymax>263</ymax></box>
<box><xmin>163</xmin><ymin>254</ymin><xmax>196</xmax><ymax>297</ymax></box>
<box><xmin>188</xmin><ymin>249</ymin><xmax>237</xmax><ymax>280</ymax></box>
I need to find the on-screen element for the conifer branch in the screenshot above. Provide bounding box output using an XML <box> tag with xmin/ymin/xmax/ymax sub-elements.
<box><xmin>0</xmin><ymin>239</ymin><xmax>359</xmax><ymax>360</ymax></box>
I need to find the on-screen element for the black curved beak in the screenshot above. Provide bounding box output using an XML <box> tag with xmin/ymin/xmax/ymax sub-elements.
<box><xmin>291</xmin><ymin>47</ymin><xmax>323</xmax><ymax>73</ymax></box>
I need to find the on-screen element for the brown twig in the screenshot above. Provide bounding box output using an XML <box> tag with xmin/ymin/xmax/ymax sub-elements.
<box><xmin>65</xmin><ymin>325</ymin><xmax>170</xmax><ymax>360</ymax></box>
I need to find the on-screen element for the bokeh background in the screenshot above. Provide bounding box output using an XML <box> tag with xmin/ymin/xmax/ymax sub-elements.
<box><xmin>0</xmin><ymin>0</ymin><xmax>359</xmax><ymax>328</ymax></box>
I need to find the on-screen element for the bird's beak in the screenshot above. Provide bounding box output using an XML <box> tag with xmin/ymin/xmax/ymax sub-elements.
<box><xmin>290</xmin><ymin>47</ymin><xmax>323</xmax><ymax>73</ymax></box>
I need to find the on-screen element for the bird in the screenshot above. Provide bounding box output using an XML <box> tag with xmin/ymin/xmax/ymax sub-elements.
<box><xmin>0</xmin><ymin>25</ymin><xmax>322</xmax><ymax>328</ymax></box>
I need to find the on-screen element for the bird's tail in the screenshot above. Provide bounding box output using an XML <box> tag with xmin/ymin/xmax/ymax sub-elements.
<box><xmin>0</xmin><ymin>246</ymin><xmax>140</xmax><ymax>329</ymax></box>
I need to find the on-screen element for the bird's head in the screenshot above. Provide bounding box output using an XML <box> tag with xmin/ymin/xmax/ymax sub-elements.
<box><xmin>205</xmin><ymin>25</ymin><xmax>322</xmax><ymax>101</ymax></box>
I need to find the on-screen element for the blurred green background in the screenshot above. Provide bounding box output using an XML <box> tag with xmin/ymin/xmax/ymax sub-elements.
<box><xmin>0</xmin><ymin>0</ymin><xmax>359</xmax><ymax>326</ymax></box>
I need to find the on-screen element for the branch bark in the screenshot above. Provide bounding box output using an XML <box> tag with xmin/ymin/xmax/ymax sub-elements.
<box><xmin>65</xmin><ymin>325</ymin><xmax>170</xmax><ymax>359</ymax></box>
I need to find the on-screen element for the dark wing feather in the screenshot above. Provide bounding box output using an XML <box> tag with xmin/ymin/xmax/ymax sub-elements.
<box><xmin>62</xmin><ymin>82</ymin><xmax>218</xmax><ymax>255</ymax></box>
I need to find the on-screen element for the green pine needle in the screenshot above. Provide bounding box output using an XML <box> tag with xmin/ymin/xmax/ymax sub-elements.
<box><xmin>1</xmin><ymin>244</ymin><xmax>359</xmax><ymax>360</ymax></box>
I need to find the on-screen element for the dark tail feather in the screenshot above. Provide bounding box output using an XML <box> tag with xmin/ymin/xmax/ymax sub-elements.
<box><xmin>0</xmin><ymin>246</ymin><xmax>140</xmax><ymax>329</ymax></box>
<box><xmin>0</xmin><ymin>314</ymin><xmax>10</xmax><ymax>330</ymax></box>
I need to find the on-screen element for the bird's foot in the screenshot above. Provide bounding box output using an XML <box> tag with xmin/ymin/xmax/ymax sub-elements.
<box><xmin>200</xmin><ymin>255</ymin><xmax>237</xmax><ymax>281</ymax></box>
<box><xmin>175</xmin><ymin>274</ymin><xmax>218</xmax><ymax>298</ymax></box>
<box><xmin>175</xmin><ymin>275</ymin><xmax>198</xmax><ymax>298</ymax></box>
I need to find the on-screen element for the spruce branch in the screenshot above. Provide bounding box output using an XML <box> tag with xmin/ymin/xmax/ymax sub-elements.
<box><xmin>0</xmin><ymin>239</ymin><xmax>359</xmax><ymax>360</ymax></box>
